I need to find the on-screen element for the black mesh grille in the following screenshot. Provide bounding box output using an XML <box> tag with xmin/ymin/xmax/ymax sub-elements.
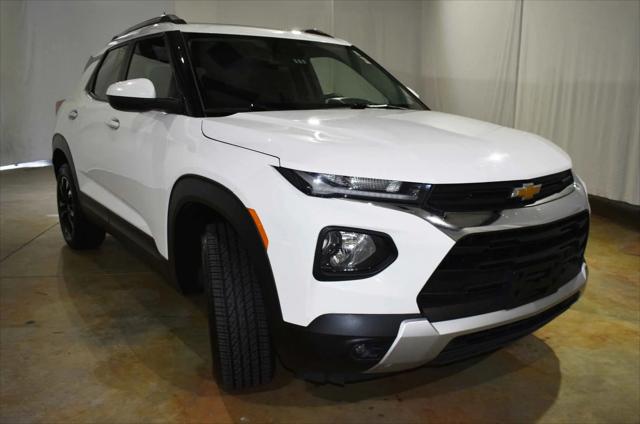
<box><xmin>417</xmin><ymin>211</ymin><xmax>589</xmax><ymax>322</ymax></box>
<box><xmin>425</xmin><ymin>170</ymin><xmax>574</xmax><ymax>213</ymax></box>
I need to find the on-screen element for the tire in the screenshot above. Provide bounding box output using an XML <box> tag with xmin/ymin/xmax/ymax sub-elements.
<box><xmin>201</xmin><ymin>222</ymin><xmax>275</xmax><ymax>391</ymax></box>
<box><xmin>56</xmin><ymin>163</ymin><xmax>105</xmax><ymax>249</ymax></box>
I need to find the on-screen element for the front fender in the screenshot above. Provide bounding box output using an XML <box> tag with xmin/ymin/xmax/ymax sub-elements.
<box><xmin>167</xmin><ymin>175</ymin><xmax>284</xmax><ymax>325</ymax></box>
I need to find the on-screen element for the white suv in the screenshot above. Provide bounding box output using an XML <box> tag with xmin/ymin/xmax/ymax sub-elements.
<box><xmin>53</xmin><ymin>15</ymin><xmax>590</xmax><ymax>390</ymax></box>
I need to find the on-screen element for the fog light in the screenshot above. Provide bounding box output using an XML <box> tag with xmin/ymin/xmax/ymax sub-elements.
<box><xmin>314</xmin><ymin>227</ymin><xmax>397</xmax><ymax>281</ymax></box>
<box><xmin>351</xmin><ymin>341</ymin><xmax>391</xmax><ymax>360</ymax></box>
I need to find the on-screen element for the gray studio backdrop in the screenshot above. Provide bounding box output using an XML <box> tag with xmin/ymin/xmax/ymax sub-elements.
<box><xmin>1</xmin><ymin>0</ymin><xmax>638</xmax><ymax>204</ymax></box>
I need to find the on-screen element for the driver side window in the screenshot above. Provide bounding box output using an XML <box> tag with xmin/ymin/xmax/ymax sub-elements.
<box><xmin>127</xmin><ymin>36</ymin><xmax>178</xmax><ymax>99</ymax></box>
<box><xmin>310</xmin><ymin>56</ymin><xmax>387</xmax><ymax>104</ymax></box>
<box><xmin>92</xmin><ymin>46</ymin><xmax>129</xmax><ymax>101</ymax></box>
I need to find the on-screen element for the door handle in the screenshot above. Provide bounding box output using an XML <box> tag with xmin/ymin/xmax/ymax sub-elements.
<box><xmin>68</xmin><ymin>110</ymin><xmax>78</xmax><ymax>120</ymax></box>
<box><xmin>106</xmin><ymin>118</ymin><xmax>120</xmax><ymax>130</ymax></box>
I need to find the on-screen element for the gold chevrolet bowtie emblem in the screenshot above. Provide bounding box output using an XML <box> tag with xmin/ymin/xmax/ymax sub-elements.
<box><xmin>511</xmin><ymin>183</ymin><xmax>542</xmax><ymax>201</ymax></box>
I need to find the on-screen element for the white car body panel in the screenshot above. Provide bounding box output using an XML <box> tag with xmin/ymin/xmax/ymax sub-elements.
<box><xmin>201</xmin><ymin>109</ymin><xmax>572</xmax><ymax>183</ymax></box>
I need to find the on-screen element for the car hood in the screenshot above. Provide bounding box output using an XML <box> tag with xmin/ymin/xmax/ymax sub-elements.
<box><xmin>201</xmin><ymin>109</ymin><xmax>572</xmax><ymax>183</ymax></box>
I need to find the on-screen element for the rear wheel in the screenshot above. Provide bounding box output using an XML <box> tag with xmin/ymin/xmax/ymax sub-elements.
<box><xmin>56</xmin><ymin>164</ymin><xmax>105</xmax><ymax>249</ymax></box>
<box><xmin>201</xmin><ymin>222</ymin><xmax>275</xmax><ymax>391</ymax></box>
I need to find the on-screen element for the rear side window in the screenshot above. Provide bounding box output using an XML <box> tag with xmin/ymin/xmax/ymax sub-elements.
<box><xmin>92</xmin><ymin>46</ymin><xmax>129</xmax><ymax>101</ymax></box>
<box><xmin>127</xmin><ymin>36</ymin><xmax>178</xmax><ymax>98</ymax></box>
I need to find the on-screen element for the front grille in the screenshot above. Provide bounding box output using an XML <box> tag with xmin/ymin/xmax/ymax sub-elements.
<box><xmin>425</xmin><ymin>170</ymin><xmax>574</xmax><ymax>213</ymax></box>
<box><xmin>417</xmin><ymin>211</ymin><xmax>589</xmax><ymax>322</ymax></box>
<box><xmin>430</xmin><ymin>292</ymin><xmax>579</xmax><ymax>365</ymax></box>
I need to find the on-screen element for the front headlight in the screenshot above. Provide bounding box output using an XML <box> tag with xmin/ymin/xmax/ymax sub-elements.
<box><xmin>276</xmin><ymin>167</ymin><xmax>430</xmax><ymax>204</ymax></box>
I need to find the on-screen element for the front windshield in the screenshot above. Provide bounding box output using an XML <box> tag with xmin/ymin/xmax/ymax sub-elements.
<box><xmin>185</xmin><ymin>33</ymin><xmax>426</xmax><ymax>115</ymax></box>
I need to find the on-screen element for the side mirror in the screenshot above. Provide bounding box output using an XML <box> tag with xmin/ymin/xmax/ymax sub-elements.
<box><xmin>106</xmin><ymin>78</ymin><xmax>183</xmax><ymax>114</ymax></box>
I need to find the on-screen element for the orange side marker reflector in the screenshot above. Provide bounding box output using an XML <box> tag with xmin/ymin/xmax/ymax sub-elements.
<box><xmin>248</xmin><ymin>208</ymin><xmax>269</xmax><ymax>249</ymax></box>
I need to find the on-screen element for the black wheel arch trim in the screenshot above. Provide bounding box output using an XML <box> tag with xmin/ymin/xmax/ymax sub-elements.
<box><xmin>52</xmin><ymin>134</ymin><xmax>78</xmax><ymax>183</ymax></box>
<box><xmin>167</xmin><ymin>175</ymin><xmax>285</xmax><ymax>326</ymax></box>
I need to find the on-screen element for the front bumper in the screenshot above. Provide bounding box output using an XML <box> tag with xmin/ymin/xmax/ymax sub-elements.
<box><xmin>278</xmin><ymin>263</ymin><xmax>586</xmax><ymax>382</ymax></box>
<box><xmin>263</xmin><ymin>171</ymin><xmax>590</xmax><ymax>380</ymax></box>
<box><xmin>367</xmin><ymin>262</ymin><xmax>587</xmax><ymax>373</ymax></box>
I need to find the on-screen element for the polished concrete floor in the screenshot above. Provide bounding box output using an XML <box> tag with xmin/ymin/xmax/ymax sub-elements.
<box><xmin>0</xmin><ymin>166</ymin><xmax>638</xmax><ymax>423</ymax></box>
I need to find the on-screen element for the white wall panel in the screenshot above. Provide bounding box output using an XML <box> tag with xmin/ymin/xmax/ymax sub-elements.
<box><xmin>420</xmin><ymin>0</ymin><xmax>521</xmax><ymax>126</ymax></box>
<box><xmin>333</xmin><ymin>0</ymin><xmax>422</xmax><ymax>91</ymax></box>
<box><xmin>419</xmin><ymin>0</ymin><xmax>639</xmax><ymax>204</ymax></box>
<box><xmin>174</xmin><ymin>0</ymin><xmax>333</xmax><ymax>33</ymax></box>
<box><xmin>515</xmin><ymin>0</ymin><xmax>639</xmax><ymax>204</ymax></box>
<box><xmin>0</xmin><ymin>0</ymin><xmax>173</xmax><ymax>166</ymax></box>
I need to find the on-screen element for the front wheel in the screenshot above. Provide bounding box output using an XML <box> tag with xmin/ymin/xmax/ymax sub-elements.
<box><xmin>201</xmin><ymin>222</ymin><xmax>275</xmax><ymax>391</ymax></box>
<box><xmin>56</xmin><ymin>164</ymin><xmax>105</xmax><ymax>249</ymax></box>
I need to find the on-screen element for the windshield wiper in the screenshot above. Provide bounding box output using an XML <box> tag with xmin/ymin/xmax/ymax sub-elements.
<box><xmin>363</xmin><ymin>104</ymin><xmax>410</xmax><ymax>110</ymax></box>
<box><xmin>205</xmin><ymin>103</ymin><xmax>274</xmax><ymax>116</ymax></box>
<box><xmin>205</xmin><ymin>103</ymin><xmax>411</xmax><ymax>116</ymax></box>
<box><xmin>344</xmin><ymin>103</ymin><xmax>410</xmax><ymax>110</ymax></box>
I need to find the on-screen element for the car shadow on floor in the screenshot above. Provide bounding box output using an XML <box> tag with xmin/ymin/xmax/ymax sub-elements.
<box><xmin>58</xmin><ymin>241</ymin><xmax>561</xmax><ymax>422</ymax></box>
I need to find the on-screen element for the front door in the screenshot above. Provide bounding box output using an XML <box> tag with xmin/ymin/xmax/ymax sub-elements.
<box><xmin>103</xmin><ymin>34</ymin><xmax>181</xmax><ymax>239</ymax></box>
<box><xmin>75</xmin><ymin>34</ymin><xmax>180</xmax><ymax>242</ymax></box>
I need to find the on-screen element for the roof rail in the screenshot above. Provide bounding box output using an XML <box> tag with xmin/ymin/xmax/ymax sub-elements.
<box><xmin>302</xmin><ymin>29</ymin><xmax>333</xmax><ymax>38</ymax></box>
<box><xmin>112</xmin><ymin>14</ymin><xmax>186</xmax><ymax>40</ymax></box>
